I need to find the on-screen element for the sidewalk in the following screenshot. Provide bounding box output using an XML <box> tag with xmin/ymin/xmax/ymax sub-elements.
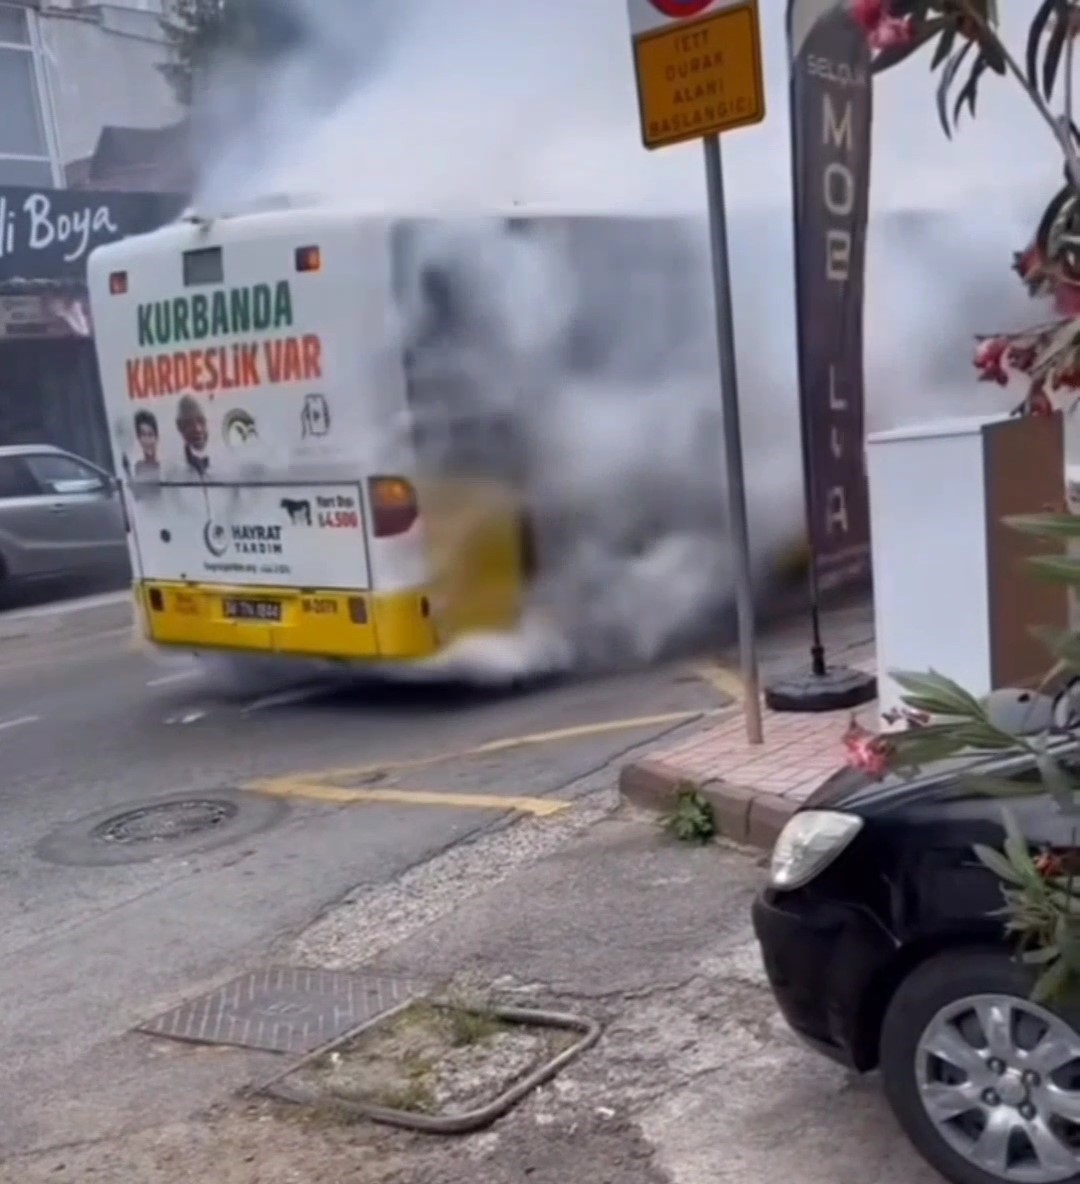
<box><xmin>2</xmin><ymin>801</ymin><xmax>934</xmax><ymax>1184</ymax></box>
<box><xmin>621</xmin><ymin>599</ymin><xmax>876</xmax><ymax>848</ymax></box>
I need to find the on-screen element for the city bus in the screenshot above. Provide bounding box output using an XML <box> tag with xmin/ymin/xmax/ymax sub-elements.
<box><xmin>88</xmin><ymin>206</ymin><xmax>529</xmax><ymax>664</ymax></box>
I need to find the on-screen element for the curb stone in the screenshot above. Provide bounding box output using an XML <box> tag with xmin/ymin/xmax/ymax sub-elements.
<box><xmin>618</xmin><ymin>758</ymin><xmax>797</xmax><ymax>850</ymax></box>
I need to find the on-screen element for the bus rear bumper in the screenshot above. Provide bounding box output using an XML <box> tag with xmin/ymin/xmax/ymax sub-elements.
<box><xmin>136</xmin><ymin>581</ymin><xmax>440</xmax><ymax>661</ymax></box>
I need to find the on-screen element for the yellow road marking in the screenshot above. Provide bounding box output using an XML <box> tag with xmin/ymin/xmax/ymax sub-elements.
<box><xmin>466</xmin><ymin>710</ymin><xmax>719</xmax><ymax>754</ymax></box>
<box><xmin>694</xmin><ymin>662</ymin><xmax>747</xmax><ymax>704</ymax></box>
<box><xmin>247</xmin><ymin>779</ymin><xmax>571</xmax><ymax>817</ymax></box>
<box><xmin>302</xmin><ymin>708</ymin><xmax>722</xmax><ymax>784</ymax></box>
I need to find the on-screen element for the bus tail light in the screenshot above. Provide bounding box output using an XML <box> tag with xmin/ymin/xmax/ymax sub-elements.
<box><xmin>369</xmin><ymin>476</ymin><xmax>418</xmax><ymax>539</ymax></box>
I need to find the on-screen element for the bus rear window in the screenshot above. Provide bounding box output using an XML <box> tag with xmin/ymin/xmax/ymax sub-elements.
<box><xmin>183</xmin><ymin>247</ymin><xmax>223</xmax><ymax>287</ymax></box>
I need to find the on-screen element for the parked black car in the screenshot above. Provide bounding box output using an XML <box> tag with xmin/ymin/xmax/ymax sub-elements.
<box><xmin>752</xmin><ymin>747</ymin><xmax>1080</xmax><ymax>1184</ymax></box>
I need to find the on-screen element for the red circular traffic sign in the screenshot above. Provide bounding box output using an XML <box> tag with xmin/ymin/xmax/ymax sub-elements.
<box><xmin>648</xmin><ymin>0</ymin><xmax>713</xmax><ymax>17</ymax></box>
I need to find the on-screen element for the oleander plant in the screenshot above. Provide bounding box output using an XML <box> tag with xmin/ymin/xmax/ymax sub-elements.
<box><xmin>843</xmin><ymin>0</ymin><xmax>1080</xmax><ymax>1003</ymax></box>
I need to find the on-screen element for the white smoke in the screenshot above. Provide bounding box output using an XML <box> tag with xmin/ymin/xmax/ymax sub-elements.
<box><xmin>186</xmin><ymin>0</ymin><xmax>1061</xmax><ymax>679</ymax></box>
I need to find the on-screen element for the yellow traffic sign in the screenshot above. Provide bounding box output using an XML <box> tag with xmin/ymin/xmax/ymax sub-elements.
<box><xmin>631</xmin><ymin>1</ymin><xmax>765</xmax><ymax>150</ymax></box>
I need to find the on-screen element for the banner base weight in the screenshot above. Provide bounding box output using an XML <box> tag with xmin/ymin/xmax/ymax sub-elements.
<box><xmin>764</xmin><ymin>666</ymin><xmax>876</xmax><ymax>714</ymax></box>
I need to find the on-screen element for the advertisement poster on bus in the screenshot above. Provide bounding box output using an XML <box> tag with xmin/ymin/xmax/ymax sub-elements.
<box><xmin>90</xmin><ymin>236</ymin><xmax>417</xmax><ymax>589</ymax></box>
<box><xmin>129</xmin><ymin>480</ymin><xmax>369</xmax><ymax>589</ymax></box>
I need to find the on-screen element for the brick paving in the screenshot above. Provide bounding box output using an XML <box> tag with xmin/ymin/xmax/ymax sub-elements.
<box><xmin>619</xmin><ymin>599</ymin><xmax>877</xmax><ymax>847</ymax></box>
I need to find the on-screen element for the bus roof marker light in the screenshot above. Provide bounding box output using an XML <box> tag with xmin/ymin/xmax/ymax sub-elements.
<box><xmin>295</xmin><ymin>246</ymin><xmax>321</xmax><ymax>273</ymax></box>
<box><xmin>109</xmin><ymin>271</ymin><xmax>128</xmax><ymax>295</ymax></box>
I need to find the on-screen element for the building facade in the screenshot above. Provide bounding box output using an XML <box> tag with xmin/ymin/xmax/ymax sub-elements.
<box><xmin>0</xmin><ymin>0</ymin><xmax>185</xmax><ymax>467</ymax></box>
<box><xmin>1</xmin><ymin>0</ymin><xmax>181</xmax><ymax>188</ymax></box>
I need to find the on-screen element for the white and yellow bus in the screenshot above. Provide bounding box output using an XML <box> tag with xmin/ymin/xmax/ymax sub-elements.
<box><xmin>88</xmin><ymin>207</ymin><xmax>528</xmax><ymax>664</ymax></box>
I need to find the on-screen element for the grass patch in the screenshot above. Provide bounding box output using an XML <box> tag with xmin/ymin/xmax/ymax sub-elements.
<box><xmin>446</xmin><ymin>1005</ymin><xmax>506</xmax><ymax>1047</ymax></box>
<box><xmin>372</xmin><ymin>1066</ymin><xmax>437</xmax><ymax>1115</ymax></box>
<box><xmin>663</xmin><ymin>785</ymin><xmax>717</xmax><ymax>845</ymax></box>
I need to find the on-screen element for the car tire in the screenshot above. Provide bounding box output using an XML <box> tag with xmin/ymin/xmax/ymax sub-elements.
<box><xmin>881</xmin><ymin>947</ymin><xmax>1080</xmax><ymax>1184</ymax></box>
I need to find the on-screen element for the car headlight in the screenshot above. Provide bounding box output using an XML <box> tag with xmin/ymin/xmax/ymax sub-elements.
<box><xmin>769</xmin><ymin>810</ymin><xmax>864</xmax><ymax>891</ymax></box>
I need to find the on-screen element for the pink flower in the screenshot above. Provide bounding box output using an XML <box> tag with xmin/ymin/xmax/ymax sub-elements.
<box><xmin>843</xmin><ymin>720</ymin><xmax>890</xmax><ymax>779</ymax></box>
<box><xmin>1054</xmin><ymin>368</ymin><xmax>1080</xmax><ymax>390</ymax></box>
<box><xmin>851</xmin><ymin>0</ymin><xmax>885</xmax><ymax>30</ymax></box>
<box><xmin>1035</xmin><ymin>851</ymin><xmax>1065</xmax><ymax>879</ymax></box>
<box><xmin>974</xmin><ymin>337</ymin><xmax>1009</xmax><ymax>385</ymax></box>
<box><xmin>1055</xmin><ymin>282</ymin><xmax>1080</xmax><ymax>318</ymax></box>
<box><xmin>1007</xmin><ymin>343</ymin><xmax>1038</xmax><ymax>373</ymax></box>
<box><xmin>1014</xmin><ymin>244</ymin><xmax>1046</xmax><ymax>282</ymax></box>
<box><xmin>1029</xmin><ymin>385</ymin><xmax>1053</xmax><ymax>417</ymax></box>
<box><xmin>852</xmin><ymin>0</ymin><xmax>916</xmax><ymax>49</ymax></box>
<box><xmin>869</xmin><ymin>14</ymin><xmax>916</xmax><ymax>49</ymax></box>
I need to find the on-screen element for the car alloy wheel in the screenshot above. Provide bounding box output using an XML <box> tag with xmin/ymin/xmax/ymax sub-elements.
<box><xmin>916</xmin><ymin>993</ymin><xmax>1080</xmax><ymax>1183</ymax></box>
<box><xmin>881</xmin><ymin>949</ymin><xmax>1080</xmax><ymax>1184</ymax></box>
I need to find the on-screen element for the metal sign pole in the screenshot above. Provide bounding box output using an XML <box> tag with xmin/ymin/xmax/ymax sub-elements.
<box><xmin>702</xmin><ymin>132</ymin><xmax>763</xmax><ymax>745</ymax></box>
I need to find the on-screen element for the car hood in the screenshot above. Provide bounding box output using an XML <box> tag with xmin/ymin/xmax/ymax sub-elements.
<box><xmin>800</xmin><ymin>746</ymin><xmax>1075</xmax><ymax>847</ymax></box>
<box><xmin>802</xmin><ymin>752</ymin><xmax>1024</xmax><ymax>815</ymax></box>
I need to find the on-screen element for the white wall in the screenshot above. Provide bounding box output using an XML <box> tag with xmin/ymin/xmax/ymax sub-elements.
<box><xmin>36</xmin><ymin>2</ymin><xmax>181</xmax><ymax>168</ymax></box>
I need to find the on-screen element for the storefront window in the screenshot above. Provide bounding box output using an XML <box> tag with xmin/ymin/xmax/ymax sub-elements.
<box><xmin>0</xmin><ymin>4</ymin><xmax>53</xmax><ymax>186</ymax></box>
<box><xmin>0</xmin><ymin>3</ymin><xmax>28</xmax><ymax>45</ymax></box>
<box><xmin>0</xmin><ymin>158</ymin><xmax>53</xmax><ymax>186</ymax></box>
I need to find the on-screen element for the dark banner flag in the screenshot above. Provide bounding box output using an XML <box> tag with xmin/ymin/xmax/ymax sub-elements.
<box><xmin>787</xmin><ymin>0</ymin><xmax>873</xmax><ymax>588</ymax></box>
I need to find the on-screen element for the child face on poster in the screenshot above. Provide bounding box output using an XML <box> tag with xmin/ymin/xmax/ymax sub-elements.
<box><xmin>134</xmin><ymin>410</ymin><xmax>159</xmax><ymax>463</ymax></box>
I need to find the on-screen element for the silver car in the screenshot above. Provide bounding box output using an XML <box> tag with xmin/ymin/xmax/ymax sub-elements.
<box><xmin>0</xmin><ymin>445</ymin><xmax>128</xmax><ymax>592</ymax></box>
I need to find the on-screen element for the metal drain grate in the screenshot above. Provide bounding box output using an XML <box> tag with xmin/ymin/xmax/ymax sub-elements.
<box><xmin>92</xmin><ymin>799</ymin><xmax>239</xmax><ymax>846</ymax></box>
<box><xmin>138</xmin><ymin>967</ymin><xmax>423</xmax><ymax>1055</ymax></box>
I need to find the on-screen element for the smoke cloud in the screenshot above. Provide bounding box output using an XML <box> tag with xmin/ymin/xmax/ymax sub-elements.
<box><xmin>187</xmin><ymin>0</ymin><xmax>1058</xmax><ymax>679</ymax></box>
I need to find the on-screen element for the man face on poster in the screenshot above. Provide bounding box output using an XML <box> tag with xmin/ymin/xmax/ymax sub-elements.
<box><xmin>176</xmin><ymin>395</ymin><xmax>210</xmax><ymax>477</ymax></box>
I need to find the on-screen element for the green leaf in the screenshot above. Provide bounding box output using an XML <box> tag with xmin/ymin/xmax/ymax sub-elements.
<box><xmin>959</xmin><ymin>773</ymin><xmax>1046</xmax><ymax>800</ymax></box>
<box><xmin>895</xmin><ymin>694</ymin><xmax>967</xmax><ymax>718</ymax></box>
<box><xmin>890</xmin><ymin>670</ymin><xmax>984</xmax><ymax>719</ymax></box>
<box><xmin>1061</xmin><ymin>918</ymin><xmax>1080</xmax><ymax>966</ymax></box>
<box><xmin>888</xmin><ymin>735</ymin><xmax>967</xmax><ymax>770</ymax></box>
<box><xmin>1043</xmin><ymin>1</ymin><xmax>1070</xmax><ymax>99</ymax></box>
<box><xmin>931</xmin><ymin>20</ymin><xmax>958</xmax><ymax>70</ymax></box>
<box><xmin>950</xmin><ymin>724</ymin><xmax>1023</xmax><ymax>751</ymax></box>
<box><xmin>1030</xmin><ymin>626</ymin><xmax>1080</xmax><ymax>667</ymax></box>
<box><xmin>935</xmin><ymin>39</ymin><xmax>974</xmax><ymax>136</ymax></box>
<box><xmin>974</xmin><ymin>842</ymin><xmax>1028</xmax><ymax>886</ymax></box>
<box><xmin>1045</xmin><ymin>885</ymin><xmax>1080</xmax><ymax>913</ymax></box>
<box><xmin>1028</xmin><ymin>555</ymin><xmax>1080</xmax><ymax>584</ymax></box>
<box><xmin>871</xmin><ymin>17</ymin><xmax>948</xmax><ymax>74</ymax></box>
<box><xmin>1032</xmin><ymin>955</ymin><xmax>1071</xmax><ymax>1003</ymax></box>
<box><xmin>1022</xmin><ymin>943</ymin><xmax>1062</xmax><ymax>964</ymax></box>
<box><xmin>1006</xmin><ymin>512</ymin><xmax>1080</xmax><ymax>539</ymax></box>
<box><xmin>1028</xmin><ymin>0</ymin><xmax>1061</xmax><ymax>90</ymax></box>
<box><xmin>953</xmin><ymin>52</ymin><xmax>990</xmax><ymax>126</ymax></box>
<box><xmin>1002</xmin><ymin>808</ymin><xmax>1043</xmax><ymax>879</ymax></box>
<box><xmin>977</xmin><ymin>27</ymin><xmax>1007</xmax><ymax>76</ymax></box>
<box><xmin>1036</xmin><ymin>752</ymin><xmax>1080</xmax><ymax>815</ymax></box>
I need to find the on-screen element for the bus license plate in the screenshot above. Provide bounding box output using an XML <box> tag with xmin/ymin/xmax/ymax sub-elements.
<box><xmin>223</xmin><ymin>598</ymin><xmax>282</xmax><ymax>622</ymax></box>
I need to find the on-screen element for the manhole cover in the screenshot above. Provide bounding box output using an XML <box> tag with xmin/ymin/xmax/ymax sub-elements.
<box><xmin>35</xmin><ymin>790</ymin><xmax>289</xmax><ymax>867</ymax></box>
<box><xmin>138</xmin><ymin>968</ymin><xmax>423</xmax><ymax>1055</ymax></box>
<box><xmin>92</xmin><ymin>799</ymin><xmax>239</xmax><ymax>845</ymax></box>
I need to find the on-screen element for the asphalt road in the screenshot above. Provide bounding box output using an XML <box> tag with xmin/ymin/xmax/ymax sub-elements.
<box><xmin>0</xmin><ymin>615</ymin><xmax>730</xmax><ymax>1159</ymax></box>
